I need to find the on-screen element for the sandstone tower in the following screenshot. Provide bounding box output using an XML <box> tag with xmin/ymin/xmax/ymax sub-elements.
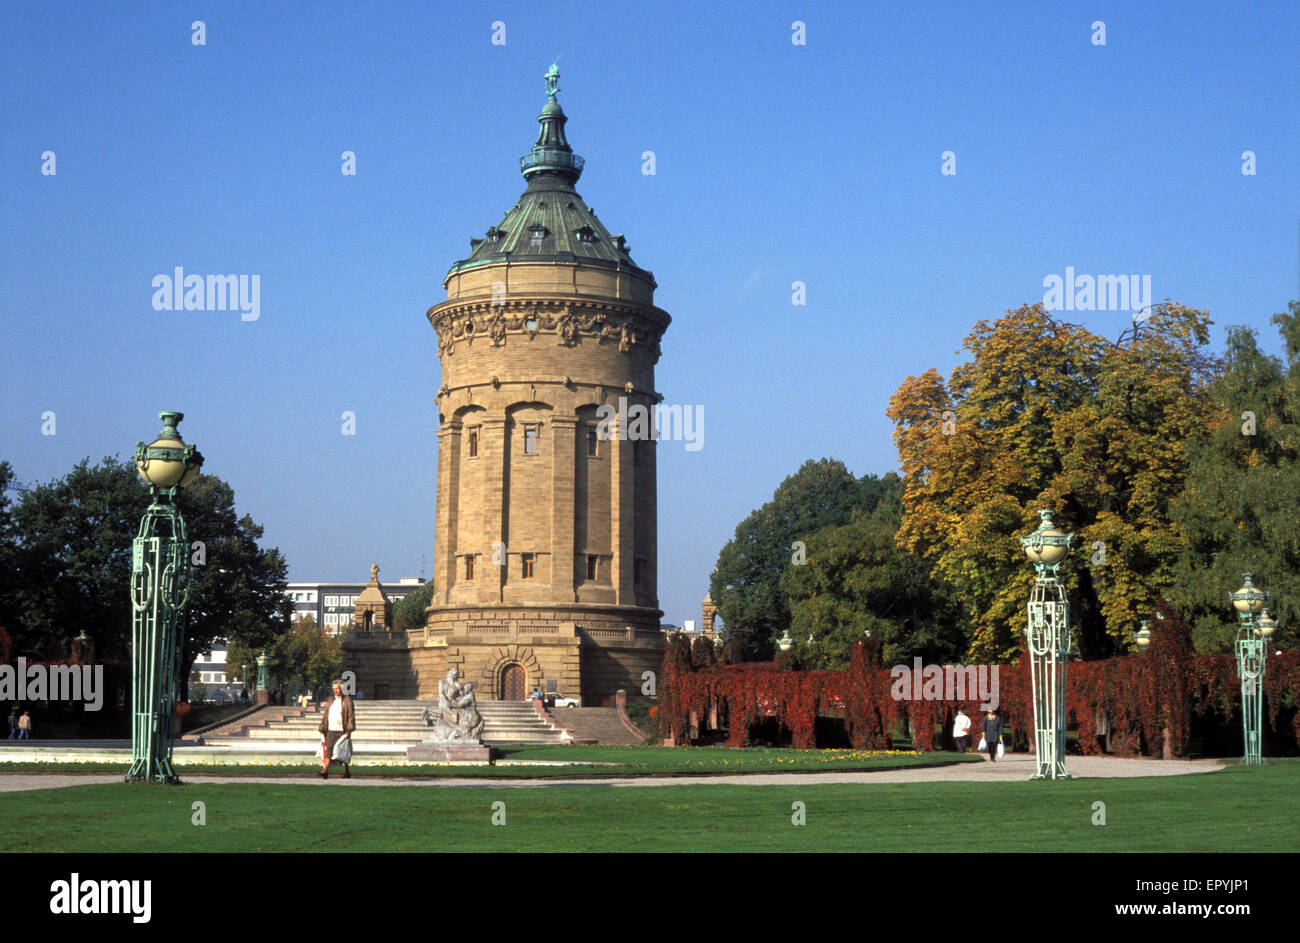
<box><xmin>401</xmin><ymin>65</ymin><xmax>669</xmax><ymax>704</ymax></box>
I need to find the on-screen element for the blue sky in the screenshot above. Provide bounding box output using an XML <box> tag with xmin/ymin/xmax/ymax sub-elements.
<box><xmin>2</xmin><ymin>0</ymin><xmax>1298</xmax><ymax>629</ymax></box>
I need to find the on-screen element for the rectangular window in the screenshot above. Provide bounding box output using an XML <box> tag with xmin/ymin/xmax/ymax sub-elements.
<box><xmin>465</xmin><ymin>555</ymin><xmax>475</xmax><ymax>580</ymax></box>
<box><xmin>587</xmin><ymin>428</ymin><xmax>598</xmax><ymax>457</ymax></box>
<box><xmin>524</xmin><ymin>425</ymin><xmax>538</xmax><ymax>455</ymax></box>
<box><xmin>324</xmin><ymin>595</ymin><xmax>337</xmax><ymax>607</ymax></box>
<box><xmin>587</xmin><ymin>555</ymin><xmax>598</xmax><ymax>580</ymax></box>
<box><xmin>522</xmin><ymin>553</ymin><xmax>535</xmax><ymax>579</ymax></box>
<box><xmin>468</xmin><ymin>428</ymin><xmax>479</xmax><ymax>458</ymax></box>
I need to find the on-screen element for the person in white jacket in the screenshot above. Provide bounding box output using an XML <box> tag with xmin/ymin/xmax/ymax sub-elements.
<box><xmin>953</xmin><ymin>707</ymin><xmax>972</xmax><ymax>753</ymax></box>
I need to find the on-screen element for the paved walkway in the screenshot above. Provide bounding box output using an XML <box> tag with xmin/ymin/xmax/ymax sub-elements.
<box><xmin>0</xmin><ymin>754</ymin><xmax>1224</xmax><ymax>793</ymax></box>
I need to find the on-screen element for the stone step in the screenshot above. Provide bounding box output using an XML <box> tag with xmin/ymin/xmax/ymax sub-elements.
<box><xmin>212</xmin><ymin>698</ymin><xmax>569</xmax><ymax>746</ymax></box>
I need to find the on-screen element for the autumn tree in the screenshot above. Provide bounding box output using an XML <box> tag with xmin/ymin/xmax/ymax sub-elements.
<box><xmin>887</xmin><ymin>302</ymin><xmax>1217</xmax><ymax>661</ymax></box>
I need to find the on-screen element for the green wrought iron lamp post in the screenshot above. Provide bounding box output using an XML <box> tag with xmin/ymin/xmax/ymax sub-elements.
<box><xmin>126</xmin><ymin>411</ymin><xmax>203</xmax><ymax>784</ymax></box>
<box><xmin>1020</xmin><ymin>509</ymin><xmax>1075</xmax><ymax>780</ymax></box>
<box><xmin>256</xmin><ymin>649</ymin><xmax>269</xmax><ymax>704</ymax></box>
<box><xmin>1230</xmin><ymin>574</ymin><xmax>1272</xmax><ymax>766</ymax></box>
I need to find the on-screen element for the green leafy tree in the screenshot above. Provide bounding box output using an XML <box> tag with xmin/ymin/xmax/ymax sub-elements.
<box><xmin>0</xmin><ymin>461</ymin><xmax>19</xmax><ymax>633</ymax></box>
<box><xmin>392</xmin><ymin>581</ymin><xmax>434</xmax><ymax>631</ymax></box>
<box><xmin>224</xmin><ymin>637</ymin><xmax>260</xmax><ymax>696</ymax></box>
<box><xmin>270</xmin><ymin>617</ymin><xmax>342</xmax><ymax>699</ymax></box>
<box><xmin>178</xmin><ymin>473</ymin><xmax>292</xmax><ymax>695</ymax></box>
<box><xmin>710</xmin><ymin>460</ymin><xmax>895</xmax><ymax>661</ymax></box>
<box><xmin>1171</xmin><ymin>302</ymin><xmax>1300</xmax><ymax>651</ymax></box>
<box><xmin>780</xmin><ymin>489</ymin><xmax>966</xmax><ymax>669</ymax></box>
<box><xmin>4</xmin><ymin>457</ymin><xmax>291</xmax><ymax>695</ymax></box>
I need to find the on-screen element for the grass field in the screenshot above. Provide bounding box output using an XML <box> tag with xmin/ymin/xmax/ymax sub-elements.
<box><xmin>2</xmin><ymin>761</ymin><xmax>1297</xmax><ymax>852</ymax></box>
<box><xmin>0</xmin><ymin>744</ymin><xmax>979</xmax><ymax>778</ymax></box>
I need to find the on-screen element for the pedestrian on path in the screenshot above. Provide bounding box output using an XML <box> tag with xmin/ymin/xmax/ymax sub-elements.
<box><xmin>17</xmin><ymin>710</ymin><xmax>32</xmax><ymax>740</ymax></box>
<box><xmin>316</xmin><ymin>680</ymin><xmax>355</xmax><ymax>779</ymax></box>
<box><xmin>981</xmin><ymin>709</ymin><xmax>1002</xmax><ymax>762</ymax></box>
<box><xmin>953</xmin><ymin>707</ymin><xmax>972</xmax><ymax>753</ymax></box>
<box><xmin>7</xmin><ymin>709</ymin><xmax>17</xmax><ymax>740</ymax></box>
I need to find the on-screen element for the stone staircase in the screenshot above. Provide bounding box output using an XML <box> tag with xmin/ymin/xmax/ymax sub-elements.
<box><xmin>546</xmin><ymin>707</ymin><xmax>648</xmax><ymax>746</ymax></box>
<box><xmin>219</xmin><ymin>700</ymin><xmax>566</xmax><ymax>746</ymax></box>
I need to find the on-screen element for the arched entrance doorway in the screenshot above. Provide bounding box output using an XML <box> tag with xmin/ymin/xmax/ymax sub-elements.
<box><xmin>500</xmin><ymin>663</ymin><xmax>527</xmax><ymax>700</ymax></box>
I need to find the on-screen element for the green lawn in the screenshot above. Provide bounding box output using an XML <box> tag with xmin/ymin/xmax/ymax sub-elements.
<box><xmin>2</xmin><ymin>761</ymin><xmax>1296</xmax><ymax>852</ymax></box>
<box><xmin>0</xmin><ymin>744</ymin><xmax>979</xmax><ymax>778</ymax></box>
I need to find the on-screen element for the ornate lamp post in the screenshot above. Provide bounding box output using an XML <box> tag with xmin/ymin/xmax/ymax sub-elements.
<box><xmin>126</xmin><ymin>411</ymin><xmax>203</xmax><ymax>784</ymax></box>
<box><xmin>1020</xmin><ymin>509</ymin><xmax>1075</xmax><ymax>780</ymax></box>
<box><xmin>1230</xmin><ymin>574</ymin><xmax>1269</xmax><ymax>766</ymax></box>
<box><xmin>256</xmin><ymin>649</ymin><xmax>269</xmax><ymax>704</ymax></box>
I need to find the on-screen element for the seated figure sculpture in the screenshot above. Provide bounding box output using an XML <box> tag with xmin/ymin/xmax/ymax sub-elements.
<box><xmin>422</xmin><ymin>668</ymin><xmax>485</xmax><ymax>742</ymax></box>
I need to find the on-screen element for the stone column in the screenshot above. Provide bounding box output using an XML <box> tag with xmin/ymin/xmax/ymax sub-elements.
<box><xmin>610</xmin><ymin>413</ymin><xmax>635</xmax><ymax>605</ymax></box>
<box><xmin>550</xmin><ymin>416</ymin><xmax>579</xmax><ymax>602</ymax></box>
<box><xmin>641</xmin><ymin>434</ymin><xmax>658</xmax><ymax>608</ymax></box>
<box><xmin>481</xmin><ymin>416</ymin><xmax>509</xmax><ymax>603</ymax></box>
<box><xmin>434</xmin><ymin>421</ymin><xmax>460</xmax><ymax>607</ymax></box>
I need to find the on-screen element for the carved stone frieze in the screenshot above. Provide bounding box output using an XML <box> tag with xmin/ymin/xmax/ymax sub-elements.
<box><xmin>430</xmin><ymin>301</ymin><xmax>662</xmax><ymax>358</ymax></box>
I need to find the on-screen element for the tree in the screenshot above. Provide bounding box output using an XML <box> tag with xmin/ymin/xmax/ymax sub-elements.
<box><xmin>887</xmin><ymin>302</ymin><xmax>1217</xmax><ymax>661</ymax></box>
<box><xmin>1171</xmin><ymin>302</ymin><xmax>1300</xmax><ymax>652</ymax></box>
<box><xmin>269</xmin><ymin>617</ymin><xmax>342</xmax><ymax>699</ymax></box>
<box><xmin>7</xmin><ymin>457</ymin><xmax>153</xmax><ymax>664</ymax></box>
<box><xmin>176</xmin><ymin>473</ymin><xmax>293</xmax><ymax>696</ymax></box>
<box><xmin>4</xmin><ymin>457</ymin><xmax>292</xmax><ymax>695</ymax></box>
<box><xmin>224</xmin><ymin>637</ymin><xmax>260</xmax><ymax>695</ymax></box>
<box><xmin>780</xmin><ymin>491</ymin><xmax>966</xmax><ymax>669</ymax></box>
<box><xmin>392</xmin><ymin>581</ymin><xmax>434</xmax><ymax>631</ymax></box>
<box><xmin>709</xmin><ymin>459</ymin><xmax>881</xmax><ymax>661</ymax></box>
<box><xmin>0</xmin><ymin>462</ymin><xmax>19</xmax><ymax>634</ymax></box>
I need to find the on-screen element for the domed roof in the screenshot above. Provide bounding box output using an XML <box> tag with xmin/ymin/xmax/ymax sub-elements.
<box><xmin>446</xmin><ymin>65</ymin><xmax>653</xmax><ymax>284</ymax></box>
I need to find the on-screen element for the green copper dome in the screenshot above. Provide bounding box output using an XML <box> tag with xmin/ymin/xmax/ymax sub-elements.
<box><xmin>447</xmin><ymin>64</ymin><xmax>653</xmax><ymax>283</ymax></box>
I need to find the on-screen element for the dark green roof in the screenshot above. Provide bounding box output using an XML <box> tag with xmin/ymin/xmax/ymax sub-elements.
<box><xmin>447</xmin><ymin>68</ymin><xmax>652</xmax><ymax>283</ymax></box>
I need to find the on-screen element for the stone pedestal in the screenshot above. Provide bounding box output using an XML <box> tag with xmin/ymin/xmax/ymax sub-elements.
<box><xmin>256</xmin><ymin>690</ymin><xmax>270</xmax><ymax>706</ymax></box>
<box><xmin>407</xmin><ymin>741</ymin><xmax>494</xmax><ymax>763</ymax></box>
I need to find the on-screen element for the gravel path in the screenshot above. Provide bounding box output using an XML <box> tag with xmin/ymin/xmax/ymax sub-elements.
<box><xmin>0</xmin><ymin>754</ymin><xmax>1225</xmax><ymax>792</ymax></box>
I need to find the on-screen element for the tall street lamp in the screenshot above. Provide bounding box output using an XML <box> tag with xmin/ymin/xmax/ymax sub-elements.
<box><xmin>1020</xmin><ymin>509</ymin><xmax>1074</xmax><ymax>780</ymax></box>
<box><xmin>126</xmin><ymin>411</ymin><xmax>203</xmax><ymax>784</ymax></box>
<box><xmin>256</xmin><ymin>649</ymin><xmax>270</xmax><ymax>704</ymax></box>
<box><xmin>1230</xmin><ymin>574</ymin><xmax>1272</xmax><ymax>766</ymax></box>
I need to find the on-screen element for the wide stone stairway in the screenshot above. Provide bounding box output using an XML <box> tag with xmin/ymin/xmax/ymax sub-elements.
<box><xmin>210</xmin><ymin>700</ymin><xmax>568</xmax><ymax>747</ymax></box>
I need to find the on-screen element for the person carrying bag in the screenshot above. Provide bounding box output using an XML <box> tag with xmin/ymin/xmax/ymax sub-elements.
<box><xmin>316</xmin><ymin>680</ymin><xmax>356</xmax><ymax>779</ymax></box>
<box><xmin>981</xmin><ymin>709</ymin><xmax>1003</xmax><ymax>763</ymax></box>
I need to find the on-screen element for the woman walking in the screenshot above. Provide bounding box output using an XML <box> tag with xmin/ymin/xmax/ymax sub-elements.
<box><xmin>316</xmin><ymin>680</ymin><xmax>355</xmax><ymax>779</ymax></box>
<box><xmin>981</xmin><ymin>709</ymin><xmax>1002</xmax><ymax>762</ymax></box>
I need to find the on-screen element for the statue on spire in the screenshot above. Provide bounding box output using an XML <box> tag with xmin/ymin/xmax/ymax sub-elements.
<box><xmin>544</xmin><ymin>60</ymin><xmax>561</xmax><ymax>101</ymax></box>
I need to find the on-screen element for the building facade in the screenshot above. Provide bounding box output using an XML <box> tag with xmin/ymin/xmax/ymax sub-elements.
<box><xmin>345</xmin><ymin>66</ymin><xmax>667</xmax><ymax>705</ymax></box>
<box><xmin>286</xmin><ymin>575</ymin><xmax>425</xmax><ymax>635</ymax></box>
